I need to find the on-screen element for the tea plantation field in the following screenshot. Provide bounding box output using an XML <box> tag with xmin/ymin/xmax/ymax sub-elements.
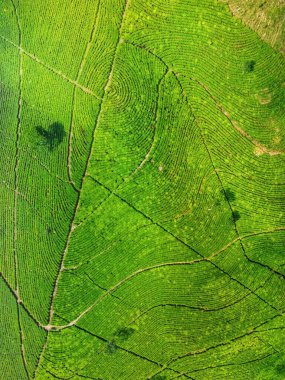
<box><xmin>0</xmin><ymin>0</ymin><xmax>284</xmax><ymax>379</ymax></box>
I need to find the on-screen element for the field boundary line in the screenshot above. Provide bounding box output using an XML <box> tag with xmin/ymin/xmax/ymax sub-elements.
<box><xmin>208</xmin><ymin>226</ymin><xmax>285</xmax><ymax>261</ymax></box>
<box><xmin>191</xmin><ymin>81</ymin><xmax>285</xmax><ymax>281</ymax></box>
<box><xmin>10</xmin><ymin>1</ymin><xmax>30</xmax><ymax>378</ymax></box>
<box><xmin>46</xmin><ymin>0</ymin><xmax>132</xmax><ymax>328</ymax></box>
<box><xmin>167</xmin><ymin>71</ymin><xmax>282</xmax><ymax>315</ymax></box>
<box><xmin>56</xmin><ymin>314</ymin><xmax>194</xmax><ymax>379</ymax></box>
<box><xmin>0</xmin><ymin>35</ymin><xmax>102</xmax><ymax>100</ymax></box>
<box><xmin>124</xmin><ymin>40</ymin><xmax>284</xmax><ymax>157</ymax></box>
<box><xmin>67</xmin><ymin>0</ymin><xmax>102</xmax><ymax>189</ymax></box>
<box><xmin>42</xmin><ymin>260</ymin><xmax>206</xmax><ymax>331</ymax></box>
<box><xmin>34</xmin><ymin>0</ymin><xmax>132</xmax><ymax>376</ymax></box>
<box><xmin>69</xmin><ymin>60</ymin><xmax>168</xmax><ymax>232</ymax></box>
<box><xmin>0</xmin><ymin>273</ymin><xmax>46</xmax><ymax>329</ymax></box>
<box><xmin>41</xmin><ymin>263</ymin><xmax>277</xmax><ymax>332</ymax></box>
<box><xmin>88</xmin><ymin>176</ymin><xmax>202</xmax><ymax>256</ymax></box>
<box><xmin>146</xmin><ymin>311</ymin><xmax>282</xmax><ymax>379</ymax></box>
<box><xmin>80</xmin><ymin>46</ymin><xmax>283</xmax><ymax>324</ymax></box>
<box><xmin>188</xmin><ymin>76</ymin><xmax>283</xmax><ymax>157</ymax></box>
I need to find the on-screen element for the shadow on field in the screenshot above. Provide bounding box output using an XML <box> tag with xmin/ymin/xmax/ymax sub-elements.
<box><xmin>36</xmin><ymin>122</ymin><xmax>66</xmax><ymax>151</ymax></box>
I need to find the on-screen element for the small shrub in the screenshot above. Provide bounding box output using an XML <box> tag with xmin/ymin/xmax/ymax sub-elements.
<box><xmin>222</xmin><ymin>188</ymin><xmax>236</xmax><ymax>202</ymax></box>
<box><xmin>244</xmin><ymin>60</ymin><xmax>256</xmax><ymax>73</ymax></box>
<box><xmin>115</xmin><ymin>327</ymin><xmax>135</xmax><ymax>341</ymax></box>
<box><xmin>274</xmin><ymin>354</ymin><xmax>285</xmax><ymax>374</ymax></box>
<box><xmin>106</xmin><ymin>340</ymin><xmax>117</xmax><ymax>354</ymax></box>
<box><xmin>232</xmin><ymin>210</ymin><xmax>241</xmax><ymax>222</ymax></box>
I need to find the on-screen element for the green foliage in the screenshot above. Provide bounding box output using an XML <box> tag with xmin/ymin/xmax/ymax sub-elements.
<box><xmin>276</xmin><ymin>363</ymin><xmax>285</xmax><ymax>374</ymax></box>
<box><xmin>244</xmin><ymin>60</ymin><xmax>256</xmax><ymax>72</ymax></box>
<box><xmin>106</xmin><ymin>340</ymin><xmax>117</xmax><ymax>355</ymax></box>
<box><xmin>115</xmin><ymin>327</ymin><xmax>135</xmax><ymax>341</ymax></box>
<box><xmin>274</xmin><ymin>354</ymin><xmax>285</xmax><ymax>375</ymax></box>
<box><xmin>1</xmin><ymin>0</ymin><xmax>284</xmax><ymax>379</ymax></box>
<box><xmin>232</xmin><ymin>210</ymin><xmax>241</xmax><ymax>222</ymax></box>
<box><xmin>222</xmin><ymin>188</ymin><xmax>236</xmax><ymax>202</ymax></box>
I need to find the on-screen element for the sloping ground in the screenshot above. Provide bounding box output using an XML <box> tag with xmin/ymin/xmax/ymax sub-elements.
<box><xmin>220</xmin><ymin>0</ymin><xmax>285</xmax><ymax>53</ymax></box>
<box><xmin>0</xmin><ymin>0</ymin><xmax>284</xmax><ymax>379</ymax></box>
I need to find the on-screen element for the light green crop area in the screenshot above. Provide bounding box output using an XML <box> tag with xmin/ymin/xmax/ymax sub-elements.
<box><xmin>0</xmin><ymin>0</ymin><xmax>284</xmax><ymax>379</ymax></box>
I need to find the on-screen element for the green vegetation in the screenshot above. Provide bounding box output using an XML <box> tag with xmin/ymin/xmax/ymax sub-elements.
<box><xmin>222</xmin><ymin>188</ymin><xmax>236</xmax><ymax>202</ymax></box>
<box><xmin>106</xmin><ymin>340</ymin><xmax>117</xmax><ymax>355</ymax></box>
<box><xmin>115</xmin><ymin>327</ymin><xmax>135</xmax><ymax>341</ymax></box>
<box><xmin>0</xmin><ymin>0</ymin><xmax>284</xmax><ymax>379</ymax></box>
<box><xmin>232</xmin><ymin>210</ymin><xmax>241</xmax><ymax>222</ymax></box>
<box><xmin>244</xmin><ymin>60</ymin><xmax>256</xmax><ymax>73</ymax></box>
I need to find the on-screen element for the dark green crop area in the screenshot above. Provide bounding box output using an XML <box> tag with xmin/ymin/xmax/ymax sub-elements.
<box><xmin>1</xmin><ymin>0</ymin><xmax>285</xmax><ymax>379</ymax></box>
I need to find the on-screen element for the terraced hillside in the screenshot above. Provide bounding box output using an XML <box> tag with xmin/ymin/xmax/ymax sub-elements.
<box><xmin>0</xmin><ymin>0</ymin><xmax>284</xmax><ymax>379</ymax></box>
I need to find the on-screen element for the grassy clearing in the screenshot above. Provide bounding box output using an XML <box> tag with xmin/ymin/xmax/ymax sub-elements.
<box><xmin>220</xmin><ymin>0</ymin><xmax>285</xmax><ymax>54</ymax></box>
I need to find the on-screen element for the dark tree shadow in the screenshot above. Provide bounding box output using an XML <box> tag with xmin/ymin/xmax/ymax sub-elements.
<box><xmin>36</xmin><ymin>122</ymin><xmax>66</xmax><ymax>151</ymax></box>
